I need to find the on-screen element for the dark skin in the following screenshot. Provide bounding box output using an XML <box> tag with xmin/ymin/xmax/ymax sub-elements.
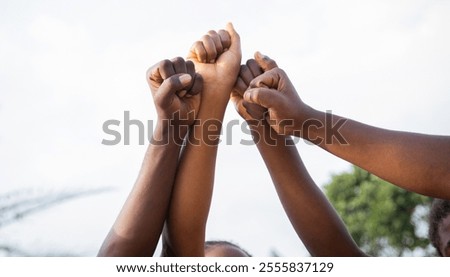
<box><xmin>243</xmin><ymin>63</ymin><xmax>450</xmax><ymax>200</ymax></box>
<box><xmin>99</xmin><ymin>27</ymin><xmax>449</xmax><ymax>257</ymax></box>
<box><xmin>231</xmin><ymin>53</ymin><xmax>365</xmax><ymax>256</ymax></box>
<box><xmin>98</xmin><ymin>23</ymin><xmax>243</xmax><ymax>257</ymax></box>
<box><xmin>162</xmin><ymin>23</ymin><xmax>242</xmax><ymax>257</ymax></box>
<box><xmin>235</xmin><ymin>53</ymin><xmax>450</xmax><ymax>256</ymax></box>
<box><xmin>97</xmin><ymin>57</ymin><xmax>202</xmax><ymax>256</ymax></box>
<box><xmin>438</xmin><ymin>214</ymin><xmax>450</xmax><ymax>257</ymax></box>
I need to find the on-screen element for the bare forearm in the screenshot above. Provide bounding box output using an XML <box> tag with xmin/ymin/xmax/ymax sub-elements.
<box><xmin>252</xmin><ymin>122</ymin><xmax>364</xmax><ymax>256</ymax></box>
<box><xmin>98</xmin><ymin>123</ymin><xmax>185</xmax><ymax>256</ymax></box>
<box><xmin>164</xmin><ymin>94</ymin><xmax>228</xmax><ymax>256</ymax></box>
<box><xmin>300</xmin><ymin>107</ymin><xmax>450</xmax><ymax>198</ymax></box>
<box><xmin>164</xmin><ymin>22</ymin><xmax>241</xmax><ymax>255</ymax></box>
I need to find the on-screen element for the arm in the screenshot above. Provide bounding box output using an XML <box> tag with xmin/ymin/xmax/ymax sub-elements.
<box><xmin>162</xmin><ymin>23</ymin><xmax>241</xmax><ymax>256</ymax></box>
<box><xmin>254</xmin><ymin>124</ymin><xmax>365</xmax><ymax>256</ymax></box>
<box><xmin>231</xmin><ymin>53</ymin><xmax>365</xmax><ymax>256</ymax></box>
<box><xmin>243</xmin><ymin>67</ymin><xmax>450</xmax><ymax>199</ymax></box>
<box><xmin>98</xmin><ymin>58</ymin><xmax>202</xmax><ymax>256</ymax></box>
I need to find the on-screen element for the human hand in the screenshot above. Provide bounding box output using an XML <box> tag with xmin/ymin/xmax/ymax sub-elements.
<box><xmin>230</xmin><ymin>52</ymin><xmax>278</xmax><ymax>123</ymax></box>
<box><xmin>243</xmin><ymin>67</ymin><xmax>306</xmax><ymax>135</ymax></box>
<box><xmin>147</xmin><ymin>57</ymin><xmax>202</xmax><ymax>126</ymax></box>
<box><xmin>187</xmin><ymin>23</ymin><xmax>241</xmax><ymax>106</ymax></box>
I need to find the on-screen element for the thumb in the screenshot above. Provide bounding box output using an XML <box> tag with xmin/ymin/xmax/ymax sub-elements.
<box><xmin>254</xmin><ymin>51</ymin><xmax>278</xmax><ymax>72</ymax></box>
<box><xmin>157</xmin><ymin>74</ymin><xmax>192</xmax><ymax>106</ymax></box>
<box><xmin>226</xmin><ymin>22</ymin><xmax>241</xmax><ymax>59</ymax></box>
<box><xmin>243</xmin><ymin>88</ymin><xmax>280</xmax><ymax>109</ymax></box>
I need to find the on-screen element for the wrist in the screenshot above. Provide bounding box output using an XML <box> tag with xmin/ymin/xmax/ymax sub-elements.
<box><xmin>197</xmin><ymin>94</ymin><xmax>229</xmax><ymax>120</ymax></box>
<box><xmin>296</xmin><ymin>105</ymin><xmax>326</xmax><ymax>143</ymax></box>
<box><xmin>250</xmin><ymin>120</ymin><xmax>296</xmax><ymax>148</ymax></box>
<box><xmin>247</xmin><ymin>117</ymin><xmax>270</xmax><ymax>131</ymax></box>
<box><xmin>153</xmin><ymin>120</ymin><xmax>188</xmax><ymax>146</ymax></box>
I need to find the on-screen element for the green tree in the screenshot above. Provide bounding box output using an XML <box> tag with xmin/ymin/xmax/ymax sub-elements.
<box><xmin>324</xmin><ymin>166</ymin><xmax>432</xmax><ymax>256</ymax></box>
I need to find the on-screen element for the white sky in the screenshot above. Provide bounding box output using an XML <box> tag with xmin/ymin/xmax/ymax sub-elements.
<box><xmin>0</xmin><ymin>0</ymin><xmax>449</xmax><ymax>256</ymax></box>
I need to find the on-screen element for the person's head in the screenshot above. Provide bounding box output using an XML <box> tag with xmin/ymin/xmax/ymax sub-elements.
<box><xmin>204</xmin><ymin>240</ymin><xmax>251</xmax><ymax>257</ymax></box>
<box><xmin>428</xmin><ymin>198</ymin><xmax>450</xmax><ymax>256</ymax></box>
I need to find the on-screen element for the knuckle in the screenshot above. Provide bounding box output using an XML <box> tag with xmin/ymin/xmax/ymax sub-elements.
<box><xmin>165</xmin><ymin>75</ymin><xmax>178</xmax><ymax>88</ymax></box>
<box><xmin>186</xmin><ymin>61</ymin><xmax>195</xmax><ymax>73</ymax></box>
<box><xmin>191</xmin><ymin>41</ymin><xmax>204</xmax><ymax>56</ymax></box>
<box><xmin>267</xmin><ymin>60</ymin><xmax>277</xmax><ymax>69</ymax></box>
<box><xmin>201</xmin><ymin>34</ymin><xmax>210</xmax><ymax>41</ymax></box>
<box><xmin>272</xmin><ymin>67</ymin><xmax>285</xmax><ymax>77</ymax></box>
<box><xmin>194</xmin><ymin>72</ymin><xmax>203</xmax><ymax>82</ymax></box>
<box><xmin>171</xmin><ymin>56</ymin><xmax>184</xmax><ymax>64</ymax></box>
<box><xmin>251</xmin><ymin>89</ymin><xmax>259</xmax><ymax>99</ymax></box>
<box><xmin>246</xmin><ymin>59</ymin><xmax>257</xmax><ymax>67</ymax></box>
<box><xmin>272</xmin><ymin>67</ymin><xmax>282</xmax><ymax>73</ymax></box>
<box><xmin>240</xmin><ymin>65</ymin><xmax>249</xmax><ymax>75</ymax></box>
<box><xmin>192</xmin><ymin>40</ymin><xmax>202</xmax><ymax>48</ymax></box>
<box><xmin>160</xmin><ymin>59</ymin><xmax>171</xmax><ymax>68</ymax></box>
<box><xmin>186</xmin><ymin>60</ymin><xmax>194</xmax><ymax>67</ymax></box>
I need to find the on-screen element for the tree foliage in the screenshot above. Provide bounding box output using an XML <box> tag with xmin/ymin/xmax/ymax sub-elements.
<box><xmin>324</xmin><ymin>166</ymin><xmax>432</xmax><ymax>256</ymax></box>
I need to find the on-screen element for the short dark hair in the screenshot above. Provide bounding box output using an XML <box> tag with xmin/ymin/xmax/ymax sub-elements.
<box><xmin>204</xmin><ymin>240</ymin><xmax>252</xmax><ymax>257</ymax></box>
<box><xmin>428</xmin><ymin>198</ymin><xmax>450</xmax><ymax>256</ymax></box>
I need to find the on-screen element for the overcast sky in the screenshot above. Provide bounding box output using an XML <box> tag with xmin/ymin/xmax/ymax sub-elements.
<box><xmin>1</xmin><ymin>0</ymin><xmax>449</xmax><ymax>256</ymax></box>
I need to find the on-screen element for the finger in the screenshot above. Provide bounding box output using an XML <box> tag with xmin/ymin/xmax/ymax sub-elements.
<box><xmin>230</xmin><ymin>91</ymin><xmax>249</xmax><ymax>114</ymax></box>
<box><xmin>246</xmin><ymin>59</ymin><xmax>263</xmax><ymax>78</ymax></box>
<box><xmin>158</xmin><ymin>59</ymin><xmax>176</xmax><ymax>80</ymax></box>
<box><xmin>184</xmin><ymin>60</ymin><xmax>196</xmax><ymax>92</ymax></box>
<box><xmin>189</xmin><ymin>41</ymin><xmax>207</xmax><ymax>63</ymax></box>
<box><xmin>177</xmin><ymin>90</ymin><xmax>188</xmax><ymax>98</ymax></box>
<box><xmin>188</xmin><ymin>73</ymin><xmax>203</xmax><ymax>96</ymax></box>
<box><xmin>239</xmin><ymin>65</ymin><xmax>255</xmax><ymax>87</ymax></box>
<box><xmin>243</xmin><ymin>87</ymin><xmax>280</xmax><ymax>108</ymax></box>
<box><xmin>158</xmin><ymin>74</ymin><xmax>193</xmax><ymax>105</ymax></box>
<box><xmin>171</xmin><ymin>57</ymin><xmax>187</xmax><ymax>74</ymax></box>
<box><xmin>254</xmin><ymin>51</ymin><xmax>278</xmax><ymax>72</ymax></box>
<box><xmin>201</xmin><ymin>34</ymin><xmax>217</xmax><ymax>63</ymax></box>
<box><xmin>230</xmin><ymin>91</ymin><xmax>241</xmax><ymax>106</ymax></box>
<box><xmin>146</xmin><ymin>63</ymin><xmax>163</xmax><ymax>87</ymax></box>
<box><xmin>243</xmin><ymin>101</ymin><xmax>266</xmax><ymax>120</ymax></box>
<box><xmin>230</xmin><ymin>91</ymin><xmax>246</xmax><ymax>116</ymax></box>
<box><xmin>233</xmin><ymin>76</ymin><xmax>247</xmax><ymax>96</ymax></box>
<box><xmin>248</xmin><ymin>68</ymin><xmax>282</xmax><ymax>89</ymax></box>
<box><xmin>207</xmin><ymin>30</ymin><xmax>223</xmax><ymax>57</ymax></box>
<box><xmin>186</xmin><ymin>60</ymin><xmax>195</xmax><ymax>76</ymax></box>
<box><xmin>218</xmin><ymin>29</ymin><xmax>231</xmax><ymax>50</ymax></box>
<box><xmin>225</xmin><ymin>22</ymin><xmax>241</xmax><ymax>58</ymax></box>
<box><xmin>158</xmin><ymin>74</ymin><xmax>192</xmax><ymax>97</ymax></box>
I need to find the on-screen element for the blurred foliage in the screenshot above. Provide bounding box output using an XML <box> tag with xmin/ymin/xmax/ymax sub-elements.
<box><xmin>324</xmin><ymin>166</ymin><xmax>433</xmax><ymax>256</ymax></box>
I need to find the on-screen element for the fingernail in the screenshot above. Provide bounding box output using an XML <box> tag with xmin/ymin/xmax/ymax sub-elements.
<box><xmin>179</xmin><ymin>74</ymin><xmax>192</xmax><ymax>84</ymax></box>
<box><xmin>177</xmin><ymin>90</ymin><xmax>187</xmax><ymax>97</ymax></box>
